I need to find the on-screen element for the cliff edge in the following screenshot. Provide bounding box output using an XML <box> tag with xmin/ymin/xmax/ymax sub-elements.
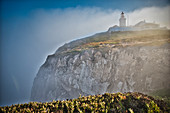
<box><xmin>31</xmin><ymin>30</ymin><xmax>170</xmax><ymax>101</ymax></box>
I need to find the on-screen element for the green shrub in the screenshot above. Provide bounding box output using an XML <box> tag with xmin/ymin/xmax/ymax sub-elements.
<box><xmin>0</xmin><ymin>92</ymin><xmax>169</xmax><ymax>112</ymax></box>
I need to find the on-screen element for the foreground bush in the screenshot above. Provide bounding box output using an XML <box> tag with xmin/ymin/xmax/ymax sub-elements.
<box><xmin>0</xmin><ymin>92</ymin><xmax>169</xmax><ymax>113</ymax></box>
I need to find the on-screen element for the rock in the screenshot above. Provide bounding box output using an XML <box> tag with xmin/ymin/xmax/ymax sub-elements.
<box><xmin>30</xmin><ymin>30</ymin><xmax>170</xmax><ymax>102</ymax></box>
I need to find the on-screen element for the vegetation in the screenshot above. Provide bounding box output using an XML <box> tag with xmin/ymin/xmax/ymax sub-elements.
<box><xmin>60</xmin><ymin>30</ymin><xmax>170</xmax><ymax>55</ymax></box>
<box><xmin>1</xmin><ymin>92</ymin><xmax>169</xmax><ymax>112</ymax></box>
<box><xmin>148</xmin><ymin>88</ymin><xmax>170</xmax><ymax>108</ymax></box>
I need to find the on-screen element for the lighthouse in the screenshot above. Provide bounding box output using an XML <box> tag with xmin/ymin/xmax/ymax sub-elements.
<box><xmin>108</xmin><ymin>11</ymin><xmax>164</xmax><ymax>33</ymax></box>
<box><xmin>119</xmin><ymin>12</ymin><xmax>126</xmax><ymax>27</ymax></box>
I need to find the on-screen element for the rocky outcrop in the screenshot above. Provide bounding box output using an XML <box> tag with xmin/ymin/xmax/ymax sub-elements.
<box><xmin>31</xmin><ymin>31</ymin><xmax>170</xmax><ymax>102</ymax></box>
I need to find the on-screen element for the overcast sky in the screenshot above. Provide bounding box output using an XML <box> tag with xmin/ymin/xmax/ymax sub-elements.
<box><xmin>0</xmin><ymin>0</ymin><xmax>170</xmax><ymax>106</ymax></box>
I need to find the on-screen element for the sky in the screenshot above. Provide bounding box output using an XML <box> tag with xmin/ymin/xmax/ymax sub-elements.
<box><xmin>0</xmin><ymin>0</ymin><xmax>170</xmax><ymax>106</ymax></box>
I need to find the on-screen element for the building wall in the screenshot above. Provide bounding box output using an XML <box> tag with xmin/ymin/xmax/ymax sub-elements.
<box><xmin>119</xmin><ymin>18</ymin><xmax>126</xmax><ymax>27</ymax></box>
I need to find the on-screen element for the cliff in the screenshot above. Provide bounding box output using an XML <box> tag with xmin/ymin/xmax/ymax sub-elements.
<box><xmin>31</xmin><ymin>30</ymin><xmax>170</xmax><ymax>101</ymax></box>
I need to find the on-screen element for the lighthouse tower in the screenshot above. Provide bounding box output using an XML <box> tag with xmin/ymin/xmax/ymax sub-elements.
<box><xmin>119</xmin><ymin>12</ymin><xmax>126</xmax><ymax>27</ymax></box>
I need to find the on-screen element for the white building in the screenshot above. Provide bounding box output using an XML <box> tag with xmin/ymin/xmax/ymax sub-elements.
<box><xmin>108</xmin><ymin>12</ymin><xmax>166</xmax><ymax>33</ymax></box>
<box><xmin>119</xmin><ymin>12</ymin><xmax>126</xmax><ymax>27</ymax></box>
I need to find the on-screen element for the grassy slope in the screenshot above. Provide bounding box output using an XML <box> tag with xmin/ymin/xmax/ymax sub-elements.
<box><xmin>60</xmin><ymin>30</ymin><xmax>170</xmax><ymax>55</ymax></box>
<box><xmin>0</xmin><ymin>92</ymin><xmax>169</xmax><ymax>112</ymax></box>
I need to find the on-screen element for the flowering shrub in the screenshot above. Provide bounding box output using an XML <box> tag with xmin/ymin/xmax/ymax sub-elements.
<box><xmin>0</xmin><ymin>92</ymin><xmax>169</xmax><ymax>112</ymax></box>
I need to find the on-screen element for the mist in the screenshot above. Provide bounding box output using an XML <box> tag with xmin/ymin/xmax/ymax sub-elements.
<box><xmin>0</xmin><ymin>6</ymin><xmax>170</xmax><ymax>106</ymax></box>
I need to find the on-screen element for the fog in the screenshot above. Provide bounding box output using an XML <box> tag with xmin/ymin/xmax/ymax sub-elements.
<box><xmin>0</xmin><ymin>6</ymin><xmax>170</xmax><ymax>106</ymax></box>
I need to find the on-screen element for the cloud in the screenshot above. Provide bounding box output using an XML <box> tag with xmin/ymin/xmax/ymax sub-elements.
<box><xmin>1</xmin><ymin>6</ymin><xmax>170</xmax><ymax>105</ymax></box>
<box><xmin>127</xmin><ymin>6</ymin><xmax>170</xmax><ymax>28</ymax></box>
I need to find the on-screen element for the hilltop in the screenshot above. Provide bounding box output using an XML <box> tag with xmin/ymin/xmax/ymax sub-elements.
<box><xmin>56</xmin><ymin>30</ymin><xmax>170</xmax><ymax>56</ymax></box>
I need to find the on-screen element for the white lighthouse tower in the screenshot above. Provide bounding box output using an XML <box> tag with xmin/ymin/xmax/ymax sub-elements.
<box><xmin>119</xmin><ymin>12</ymin><xmax>126</xmax><ymax>27</ymax></box>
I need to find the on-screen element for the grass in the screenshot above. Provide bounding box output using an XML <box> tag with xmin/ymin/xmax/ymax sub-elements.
<box><xmin>60</xmin><ymin>30</ymin><xmax>170</xmax><ymax>55</ymax></box>
<box><xmin>1</xmin><ymin>92</ymin><xmax>169</xmax><ymax>112</ymax></box>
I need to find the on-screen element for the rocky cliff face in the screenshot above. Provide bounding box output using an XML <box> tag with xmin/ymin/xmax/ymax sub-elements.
<box><xmin>31</xmin><ymin>30</ymin><xmax>170</xmax><ymax>102</ymax></box>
